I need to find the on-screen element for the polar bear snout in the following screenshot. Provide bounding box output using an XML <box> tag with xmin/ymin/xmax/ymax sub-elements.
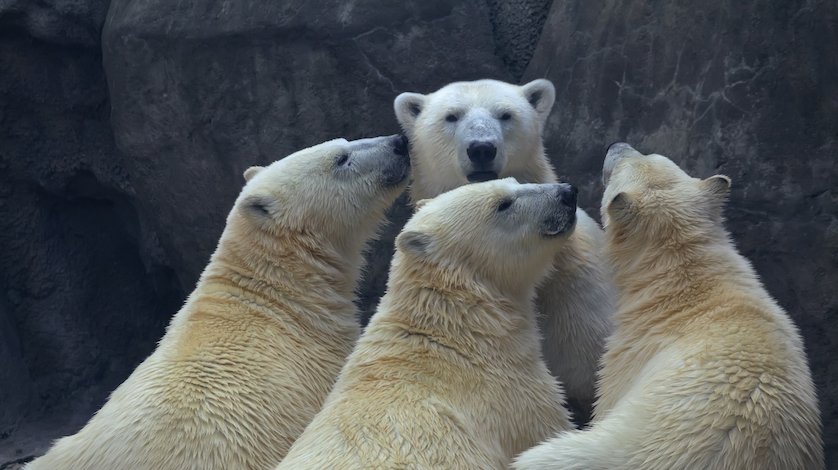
<box><xmin>542</xmin><ymin>183</ymin><xmax>577</xmax><ymax>237</ymax></box>
<box><xmin>603</xmin><ymin>142</ymin><xmax>639</xmax><ymax>185</ymax></box>
<box><xmin>558</xmin><ymin>183</ymin><xmax>578</xmax><ymax>208</ymax></box>
<box><xmin>467</xmin><ymin>141</ymin><xmax>497</xmax><ymax>166</ymax></box>
<box><xmin>380</xmin><ymin>134</ymin><xmax>412</xmax><ymax>186</ymax></box>
<box><xmin>465</xmin><ymin>141</ymin><xmax>500</xmax><ymax>183</ymax></box>
<box><xmin>392</xmin><ymin>134</ymin><xmax>408</xmax><ymax>156</ymax></box>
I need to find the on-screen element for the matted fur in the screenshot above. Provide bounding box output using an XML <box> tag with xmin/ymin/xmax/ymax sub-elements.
<box><xmin>394</xmin><ymin>79</ymin><xmax>614</xmax><ymax>417</ymax></box>
<box><xmin>513</xmin><ymin>144</ymin><xmax>823</xmax><ymax>470</ymax></box>
<box><xmin>275</xmin><ymin>179</ymin><xmax>574</xmax><ymax>470</ymax></box>
<box><xmin>25</xmin><ymin>135</ymin><xmax>410</xmax><ymax>470</ymax></box>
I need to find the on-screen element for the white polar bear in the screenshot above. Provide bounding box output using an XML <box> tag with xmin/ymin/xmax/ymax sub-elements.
<box><xmin>25</xmin><ymin>135</ymin><xmax>412</xmax><ymax>470</ymax></box>
<box><xmin>275</xmin><ymin>178</ymin><xmax>575</xmax><ymax>470</ymax></box>
<box><xmin>394</xmin><ymin>79</ymin><xmax>614</xmax><ymax>420</ymax></box>
<box><xmin>513</xmin><ymin>143</ymin><xmax>823</xmax><ymax>470</ymax></box>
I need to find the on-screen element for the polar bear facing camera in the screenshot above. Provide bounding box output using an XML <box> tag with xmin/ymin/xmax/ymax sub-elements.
<box><xmin>276</xmin><ymin>178</ymin><xmax>574</xmax><ymax>470</ymax></box>
<box><xmin>513</xmin><ymin>144</ymin><xmax>823</xmax><ymax>470</ymax></box>
<box><xmin>26</xmin><ymin>135</ymin><xmax>411</xmax><ymax>470</ymax></box>
<box><xmin>395</xmin><ymin>79</ymin><xmax>615</xmax><ymax>420</ymax></box>
<box><xmin>394</xmin><ymin>79</ymin><xmax>557</xmax><ymax>199</ymax></box>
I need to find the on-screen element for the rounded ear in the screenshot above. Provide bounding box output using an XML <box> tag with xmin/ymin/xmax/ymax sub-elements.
<box><xmin>412</xmin><ymin>198</ymin><xmax>430</xmax><ymax>213</ymax></box>
<box><xmin>606</xmin><ymin>192</ymin><xmax>636</xmax><ymax>223</ymax></box>
<box><xmin>396</xmin><ymin>230</ymin><xmax>434</xmax><ymax>258</ymax></box>
<box><xmin>520</xmin><ymin>79</ymin><xmax>556</xmax><ymax>125</ymax></box>
<box><xmin>394</xmin><ymin>92</ymin><xmax>426</xmax><ymax>131</ymax></box>
<box><xmin>701</xmin><ymin>175</ymin><xmax>731</xmax><ymax>199</ymax></box>
<box><xmin>243</xmin><ymin>166</ymin><xmax>264</xmax><ymax>182</ymax></box>
<box><xmin>241</xmin><ymin>193</ymin><xmax>274</xmax><ymax>219</ymax></box>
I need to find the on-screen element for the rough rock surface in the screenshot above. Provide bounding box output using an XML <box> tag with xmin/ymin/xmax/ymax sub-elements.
<box><xmin>1</xmin><ymin>0</ymin><xmax>836</xmax><ymax>466</ymax></box>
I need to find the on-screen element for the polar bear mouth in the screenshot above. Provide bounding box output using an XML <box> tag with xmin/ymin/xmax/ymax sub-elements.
<box><xmin>381</xmin><ymin>154</ymin><xmax>412</xmax><ymax>186</ymax></box>
<box><xmin>543</xmin><ymin>212</ymin><xmax>576</xmax><ymax>238</ymax></box>
<box><xmin>467</xmin><ymin>171</ymin><xmax>499</xmax><ymax>183</ymax></box>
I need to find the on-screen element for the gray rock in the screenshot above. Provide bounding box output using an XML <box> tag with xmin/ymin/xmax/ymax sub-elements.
<box><xmin>486</xmin><ymin>0</ymin><xmax>553</xmax><ymax>80</ymax></box>
<box><xmin>0</xmin><ymin>288</ymin><xmax>31</xmax><ymax>441</ymax></box>
<box><xmin>0</xmin><ymin>3</ymin><xmax>181</xmax><ymax>462</ymax></box>
<box><xmin>0</xmin><ymin>0</ymin><xmax>110</xmax><ymax>46</ymax></box>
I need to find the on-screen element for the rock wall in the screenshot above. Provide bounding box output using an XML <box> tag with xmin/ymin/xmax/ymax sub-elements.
<box><xmin>1</xmin><ymin>0</ymin><xmax>835</xmax><ymax>466</ymax></box>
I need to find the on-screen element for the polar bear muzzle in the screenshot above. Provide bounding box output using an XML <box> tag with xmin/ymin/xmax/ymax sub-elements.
<box><xmin>602</xmin><ymin>142</ymin><xmax>640</xmax><ymax>185</ymax></box>
<box><xmin>543</xmin><ymin>183</ymin><xmax>577</xmax><ymax>237</ymax></box>
<box><xmin>380</xmin><ymin>134</ymin><xmax>411</xmax><ymax>186</ymax></box>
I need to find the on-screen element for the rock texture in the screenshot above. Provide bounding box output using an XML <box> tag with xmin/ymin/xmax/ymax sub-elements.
<box><xmin>1</xmin><ymin>0</ymin><xmax>836</xmax><ymax>466</ymax></box>
<box><xmin>0</xmin><ymin>0</ymin><xmax>181</xmax><ymax>461</ymax></box>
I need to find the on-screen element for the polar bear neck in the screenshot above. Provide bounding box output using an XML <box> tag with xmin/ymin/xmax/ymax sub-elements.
<box><xmin>608</xmin><ymin>222</ymin><xmax>764</xmax><ymax>325</ymax></box>
<box><xmin>200</xmin><ymin>226</ymin><xmax>362</xmax><ymax>322</ymax></box>
<box><xmin>376</xmin><ymin>256</ymin><xmax>542</xmax><ymax>361</ymax></box>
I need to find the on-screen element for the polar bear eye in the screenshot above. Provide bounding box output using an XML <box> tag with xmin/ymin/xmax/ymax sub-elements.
<box><xmin>336</xmin><ymin>154</ymin><xmax>350</xmax><ymax>167</ymax></box>
<box><xmin>500</xmin><ymin>113</ymin><xmax>512</xmax><ymax>121</ymax></box>
<box><xmin>497</xmin><ymin>199</ymin><xmax>513</xmax><ymax>212</ymax></box>
<box><xmin>445</xmin><ymin>114</ymin><xmax>458</xmax><ymax>123</ymax></box>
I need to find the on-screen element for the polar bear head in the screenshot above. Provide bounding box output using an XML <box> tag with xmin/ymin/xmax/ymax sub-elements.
<box><xmin>601</xmin><ymin>142</ymin><xmax>731</xmax><ymax>255</ymax></box>
<box><xmin>227</xmin><ymin>134</ymin><xmax>411</xmax><ymax>266</ymax></box>
<box><xmin>394</xmin><ymin>177</ymin><xmax>577</xmax><ymax>298</ymax></box>
<box><xmin>394</xmin><ymin>79</ymin><xmax>557</xmax><ymax>201</ymax></box>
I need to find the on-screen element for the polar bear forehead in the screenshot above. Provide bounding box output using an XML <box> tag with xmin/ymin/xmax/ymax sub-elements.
<box><xmin>246</xmin><ymin>138</ymin><xmax>349</xmax><ymax>189</ymax></box>
<box><xmin>623</xmin><ymin>155</ymin><xmax>692</xmax><ymax>188</ymax></box>
<box><xmin>432</xmin><ymin>80</ymin><xmax>527</xmax><ymax>110</ymax></box>
<box><xmin>604</xmin><ymin>144</ymin><xmax>697</xmax><ymax>193</ymax></box>
<box><xmin>407</xmin><ymin>178</ymin><xmax>520</xmax><ymax>228</ymax></box>
<box><xmin>282</xmin><ymin>138</ymin><xmax>348</xmax><ymax>169</ymax></box>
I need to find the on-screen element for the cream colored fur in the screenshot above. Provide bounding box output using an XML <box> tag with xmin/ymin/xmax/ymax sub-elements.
<box><xmin>394</xmin><ymin>79</ymin><xmax>614</xmax><ymax>417</ymax></box>
<box><xmin>276</xmin><ymin>178</ymin><xmax>574</xmax><ymax>470</ymax></box>
<box><xmin>25</xmin><ymin>135</ymin><xmax>411</xmax><ymax>470</ymax></box>
<box><xmin>513</xmin><ymin>143</ymin><xmax>823</xmax><ymax>470</ymax></box>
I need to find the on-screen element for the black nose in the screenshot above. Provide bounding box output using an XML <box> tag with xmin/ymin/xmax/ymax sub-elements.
<box><xmin>467</xmin><ymin>141</ymin><xmax>497</xmax><ymax>166</ymax></box>
<box><xmin>393</xmin><ymin>135</ymin><xmax>409</xmax><ymax>156</ymax></box>
<box><xmin>558</xmin><ymin>184</ymin><xmax>578</xmax><ymax>207</ymax></box>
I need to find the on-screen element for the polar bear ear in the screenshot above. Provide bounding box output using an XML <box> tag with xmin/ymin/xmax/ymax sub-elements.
<box><xmin>521</xmin><ymin>79</ymin><xmax>556</xmax><ymax>125</ymax></box>
<box><xmin>394</xmin><ymin>93</ymin><xmax>426</xmax><ymax>131</ymax></box>
<box><xmin>606</xmin><ymin>192</ymin><xmax>637</xmax><ymax>223</ymax></box>
<box><xmin>396</xmin><ymin>231</ymin><xmax>434</xmax><ymax>257</ymax></box>
<box><xmin>700</xmin><ymin>175</ymin><xmax>731</xmax><ymax>200</ymax></box>
<box><xmin>412</xmin><ymin>199</ymin><xmax>431</xmax><ymax>213</ymax></box>
<box><xmin>241</xmin><ymin>193</ymin><xmax>275</xmax><ymax>220</ymax></box>
<box><xmin>243</xmin><ymin>166</ymin><xmax>264</xmax><ymax>182</ymax></box>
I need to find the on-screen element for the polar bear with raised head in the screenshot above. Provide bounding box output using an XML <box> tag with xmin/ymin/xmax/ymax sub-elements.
<box><xmin>275</xmin><ymin>178</ymin><xmax>575</xmax><ymax>470</ymax></box>
<box><xmin>513</xmin><ymin>143</ymin><xmax>823</xmax><ymax>470</ymax></box>
<box><xmin>394</xmin><ymin>79</ymin><xmax>614</xmax><ymax>420</ymax></box>
<box><xmin>26</xmin><ymin>135</ymin><xmax>411</xmax><ymax>470</ymax></box>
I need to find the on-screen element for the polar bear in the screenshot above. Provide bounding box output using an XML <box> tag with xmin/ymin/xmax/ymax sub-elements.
<box><xmin>513</xmin><ymin>143</ymin><xmax>823</xmax><ymax>470</ymax></box>
<box><xmin>25</xmin><ymin>135</ymin><xmax>412</xmax><ymax>470</ymax></box>
<box><xmin>275</xmin><ymin>178</ymin><xmax>575</xmax><ymax>470</ymax></box>
<box><xmin>394</xmin><ymin>79</ymin><xmax>614</xmax><ymax>421</ymax></box>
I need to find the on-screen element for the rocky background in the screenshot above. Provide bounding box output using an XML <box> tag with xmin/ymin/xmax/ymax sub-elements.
<box><xmin>0</xmin><ymin>0</ymin><xmax>835</xmax><ymax>467</ymax></box>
